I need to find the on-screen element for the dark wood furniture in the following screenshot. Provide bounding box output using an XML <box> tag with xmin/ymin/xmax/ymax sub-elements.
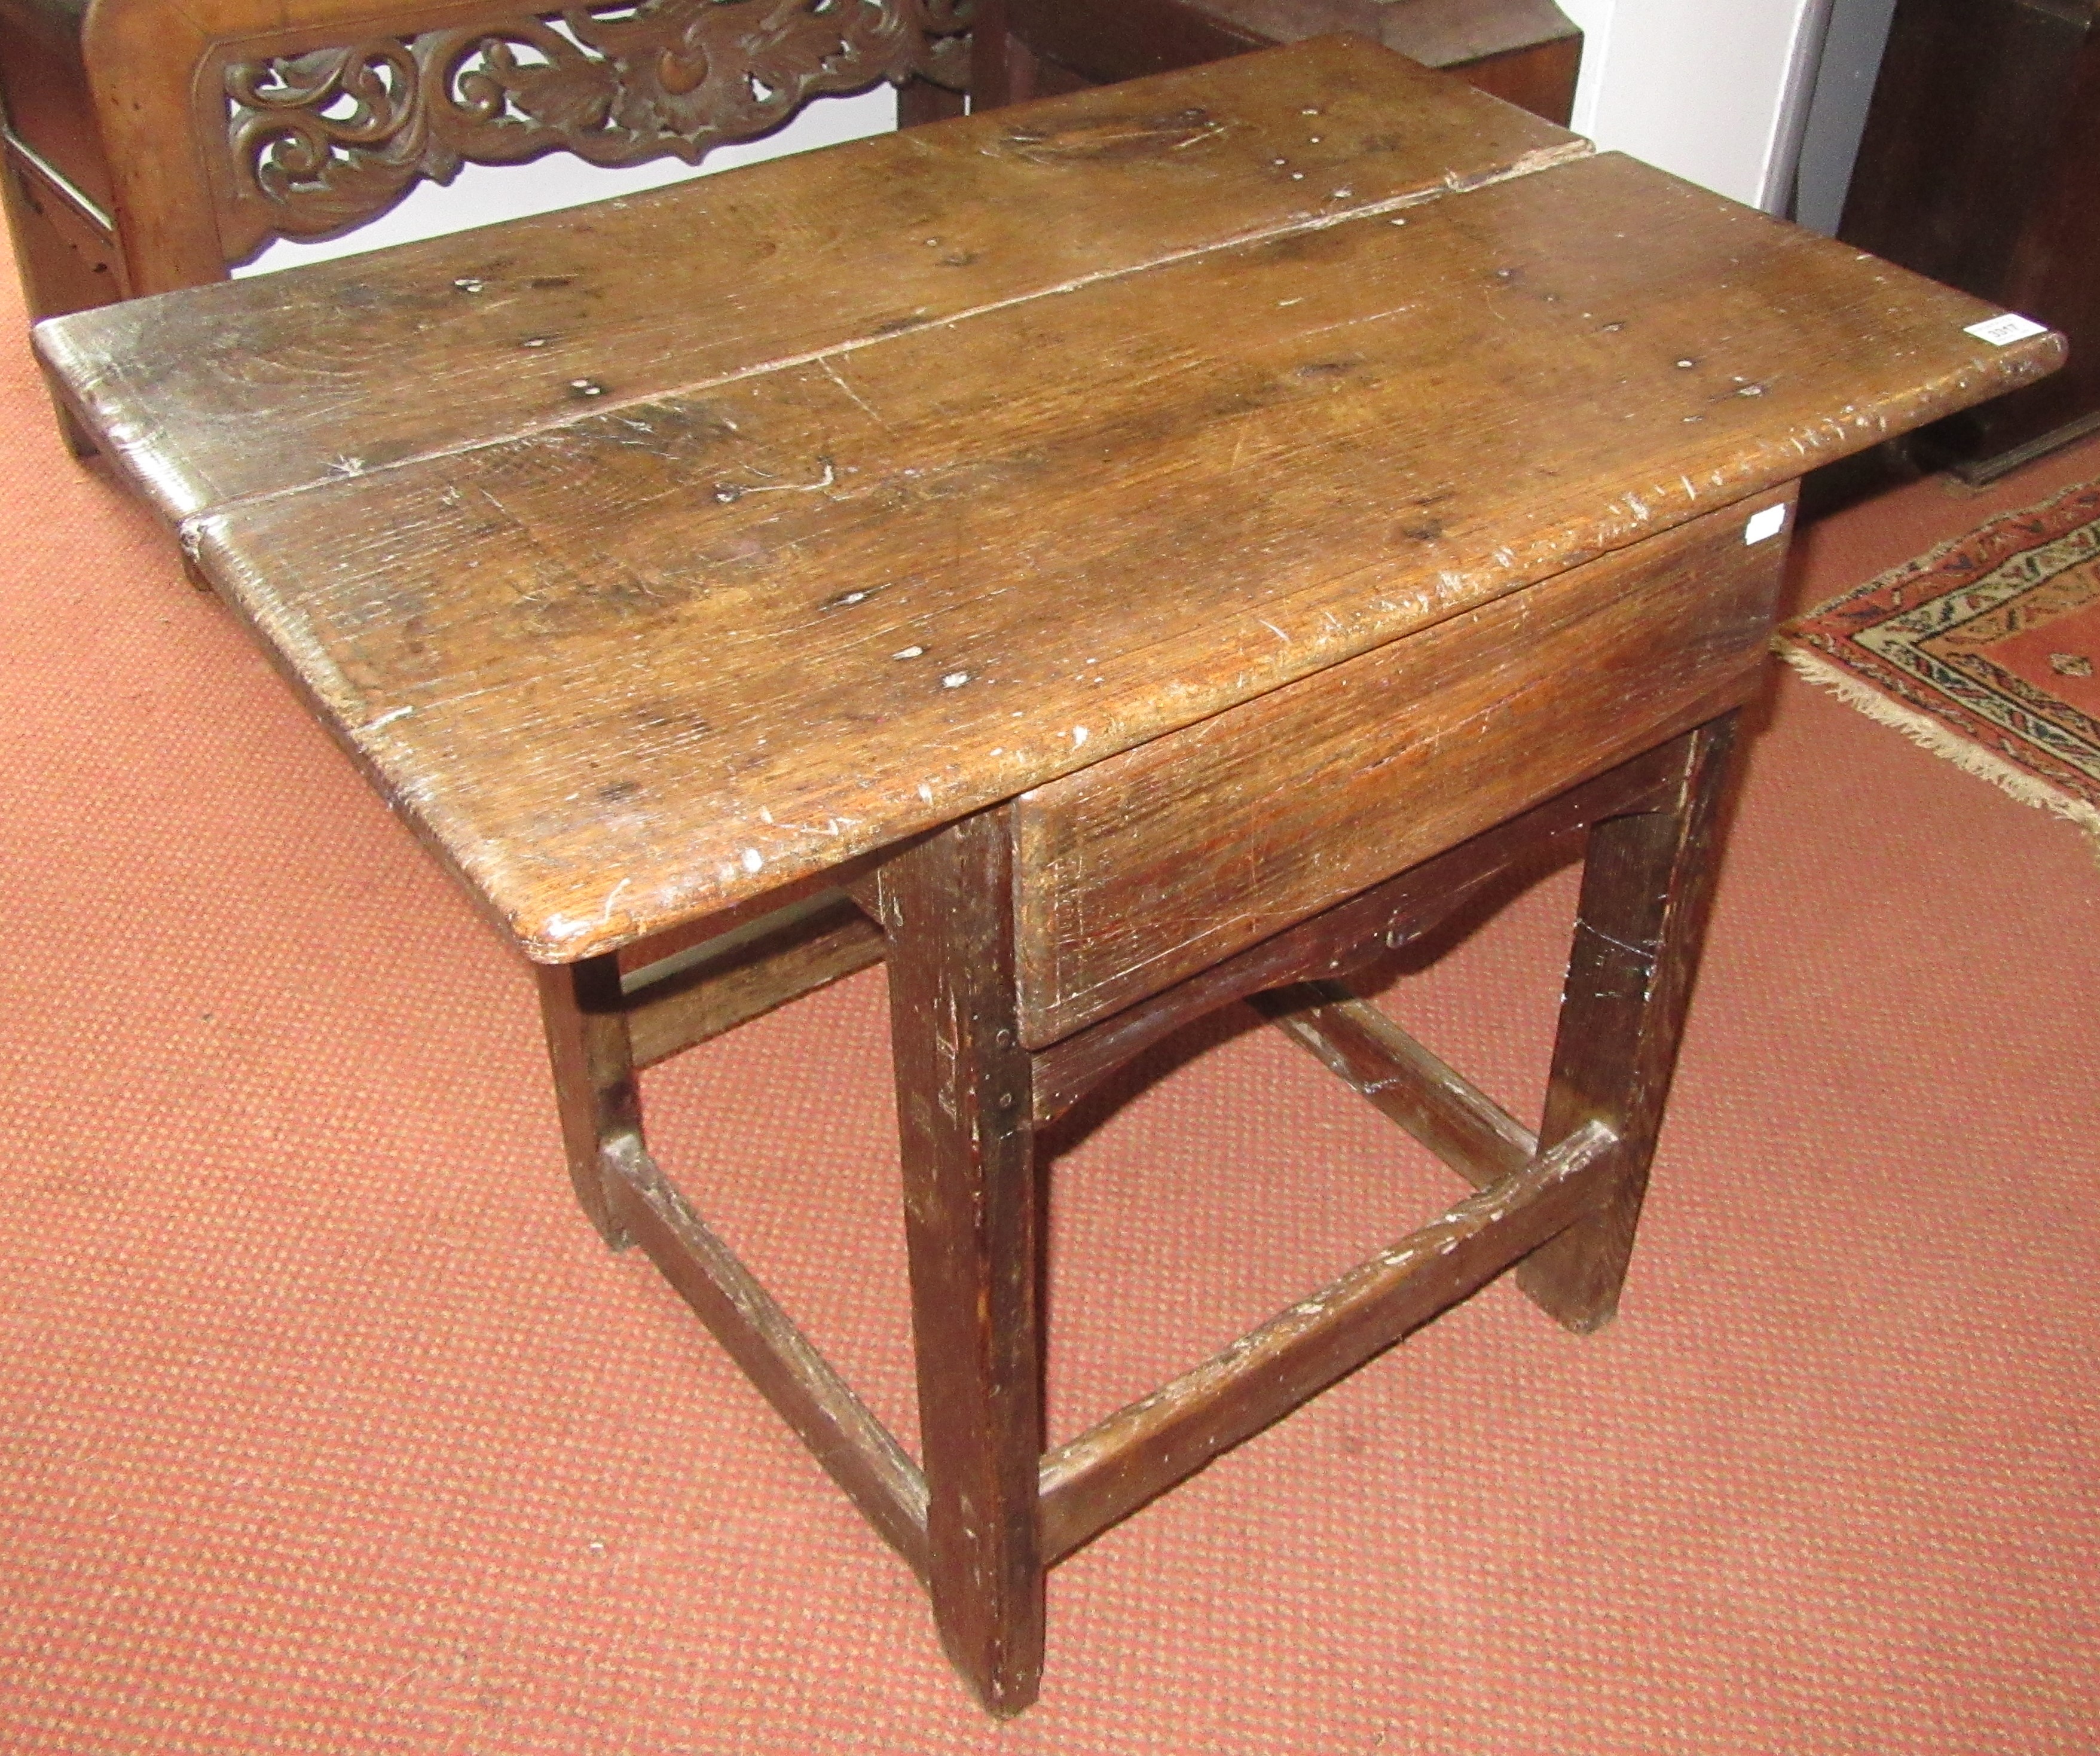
<box><xmin>36</xmin><ymin>39</ymin><xmax>2059</xmax><ymax>1717</ymax></box>
<box><xmin>1840</xmin><ymin>0</ymin><xmax>2100</xmax><ymax>480</ymax></box>
<box><xmin>0</xmin><ymin>0</ymin><xmax>1572</xmax><ymax>446</ymax></box>
<box><xmin>0</xmin><ymin>0</ymin><xmax>967</xmax><ymax>315</ymax></box>
<box><xmin>979</xmin><ymin>0</ymin><xmax>1581</xmax><ymax>123</ymax></box>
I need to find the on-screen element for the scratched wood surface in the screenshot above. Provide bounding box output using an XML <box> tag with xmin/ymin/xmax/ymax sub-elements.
<box><xmin>1025</xmin><ymin>740</ymin><xmax>1685</xmax><ymax>1123</ymax></box>
<box><xmin>37</xmin><ymin>36</ymin><xmax>1584</xmax><ymax>522</ymax></box>
<box><xmin>1008</xmin><ymin>487</ymin><xmax>1789</xmax><ymax>1044</ymax></box>
<box><xmin>37</xmin><ymin>43</ymin><xmax>2062</xmax><ymax>976</ymax></box>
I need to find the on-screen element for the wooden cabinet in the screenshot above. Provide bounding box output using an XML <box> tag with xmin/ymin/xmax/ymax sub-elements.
<box><xmin>1841</xmin><ymin>0</ymin><xmax>2100</xmax><ymax>478</ymax></box>
<box><xmin>978</xmin><ymin>0</ymin><xmax>1582</xmax><ymax>126</ymax></box>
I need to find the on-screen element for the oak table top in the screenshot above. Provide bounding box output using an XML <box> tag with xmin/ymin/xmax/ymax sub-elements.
<box><xmin>36</xmin><ymin>35</ymin><xmax>2062</xmax><ymax>966</ymax></box>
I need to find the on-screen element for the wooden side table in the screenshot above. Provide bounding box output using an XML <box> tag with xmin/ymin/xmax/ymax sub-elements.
<box><xmin>36</xmin><ymin>38</ymin><xmax>2061</xmax><ymax>1715</ymax></box>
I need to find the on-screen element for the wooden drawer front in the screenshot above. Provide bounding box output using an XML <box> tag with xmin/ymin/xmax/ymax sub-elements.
<box><xmin>1010</xmin><ymin>489</ymin><xmax>1792</xmax><ymax>1046</ymax></box>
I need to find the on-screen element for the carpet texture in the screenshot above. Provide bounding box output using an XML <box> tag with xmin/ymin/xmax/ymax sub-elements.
<box><xmin>1</xmin><ymin>245</ymin><xmax>2096</xmax><ymax>1754</ymax></box>
<box><xmin>1780</xmin><ymin>478</ymin><xmax>2100</xmax><ymax>845</ymax></box>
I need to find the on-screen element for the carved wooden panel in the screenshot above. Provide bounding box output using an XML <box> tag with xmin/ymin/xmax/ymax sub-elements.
<box><xmin>217</xmin><ymin>0</ymin><xmax>971</xmax><ymax>261</ymax></box>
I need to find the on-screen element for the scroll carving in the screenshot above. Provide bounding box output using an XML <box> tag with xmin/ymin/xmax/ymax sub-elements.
<box><xmin>219</xmin><ymin>0</ymin><xmax>972</xmax><ymax>261</ymax></box>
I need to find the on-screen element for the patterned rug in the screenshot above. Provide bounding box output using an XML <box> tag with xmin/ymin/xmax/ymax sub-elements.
<box><xmin>1779</xmin><ymin>478</ymin><xmax>2100</xmax><ymax>848</ymax></box>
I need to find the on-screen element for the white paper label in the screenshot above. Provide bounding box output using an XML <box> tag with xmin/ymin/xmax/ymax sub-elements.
<box><xmin>1964</xmin><ymin>313</ymin><xmax>2049</xmax><ymax>346</ymax></box>
<box><xmin>1744</xmin><ymin>505</ymin><xmax>1787</xmax><ymax>545</ymax></box>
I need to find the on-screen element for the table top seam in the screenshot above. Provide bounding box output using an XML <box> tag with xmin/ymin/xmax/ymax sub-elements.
<box><xmin>163</xmin><ymin>137</ymin><xmax>1595</xmax><ymax>545</ymax></box>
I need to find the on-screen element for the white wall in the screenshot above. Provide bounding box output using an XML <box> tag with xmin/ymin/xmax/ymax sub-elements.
<box><xmin>1793</xmin><ymin>0</ymin><xmax>1899</xmax><ymax>232</ymax></box>
<box><xmin>1557</xmin><ymin>0</ymin><xmax>1832</xmax><ymax>210</ymax></box>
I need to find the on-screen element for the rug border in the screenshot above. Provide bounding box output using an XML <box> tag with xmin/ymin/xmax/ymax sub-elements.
<box><xmin>1792</xmin><ymin>477</ymin><xmax>2100</xmax><ymax>623</ymax></box>
<box><xmin>1777</xmin><ymin>477</ymin><xmax>2100</xmax><ymax>854</ymax></box>
<box><xmin>1778</xmin><ymin>646</ymin><xmax>2100</xmax><ymax>845</ymax></box>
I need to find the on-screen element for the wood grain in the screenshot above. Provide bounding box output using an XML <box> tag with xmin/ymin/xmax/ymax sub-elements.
<box><xmin>31</xmin><ymin>44</ymin><xmax>2078</xmax><ymax>1719</ymax></box>
<box><xmin>200</xmin><ymin>0</ymin><xmax>968</xmax><ymax>268</ymax></box>
<box><xmin>87</xmin><ymin>142</ymin><xmax>2056</xmax><ymax>967</ymax></box>
<box><xmin>1517</xmin><ymin>716</ymin><xmax>1738</xmax><ymax>1332</ymax></box>
<box><xmin>872</xmin><ymin>810</ymin><xmax>1045</xmax><ymax>1717</ymax></box>
<box><xmin>1010</xmin><ymin>485</ymin><xmax>1790</xmax><ymax>1043</ymax></box>
<box><xmin>54</xmin><ymin>0</ymin><xmax>963</xmax><ymax>310</ymax></box>
<box><xmin>39</xmin><ymin>36</ymin><xmax>1582</xmax><ymax>521</ymax></box>
<box><xmin>0</xmin><ymin>0</ymin><xmax>966</xmax><ymax>465</ymax></box>
<box><xmin>1027</xmin><ymin>735</ymin><xmax>1685</xmax><ymax>1123</ymax></box>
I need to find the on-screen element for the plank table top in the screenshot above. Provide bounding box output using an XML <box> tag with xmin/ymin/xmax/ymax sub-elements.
<box><xmin>36</xmin><ymin>36</ymin><xmax>2062</xmax><ymax>966</ymax></box>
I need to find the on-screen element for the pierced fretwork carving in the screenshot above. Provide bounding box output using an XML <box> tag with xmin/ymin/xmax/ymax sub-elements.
<box><xmin>219</xmin><ymin>0</ymin><xmax>972</xmax><ymax>261</ymax></box>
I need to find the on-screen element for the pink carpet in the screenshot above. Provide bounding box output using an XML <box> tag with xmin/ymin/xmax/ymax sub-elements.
<box><xmin>1</xmin><ymin>251</ymin><xmax>2095</xmax><ymax>1750</ymax></box>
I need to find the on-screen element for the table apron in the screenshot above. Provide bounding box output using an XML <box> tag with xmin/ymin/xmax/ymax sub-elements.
<box><xmin>1008</xmin><ymin>487</ymin><xmax>1794</xmax><ymax>1047</ymax></box>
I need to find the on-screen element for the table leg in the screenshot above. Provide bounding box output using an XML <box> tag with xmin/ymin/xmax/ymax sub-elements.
<box><xmin>537</xmin><ymin>954</ymin><xmax>641</xmax><ymax>1251</ymax></box>
<box><xmin>1520</xmin><ymin>714</ymin><xmax>1741</xmax><ymax>1332</ymax></box>
<box><xmin>876</xmin><ymin>811</ymin><xmax>1046</xmax><ymax>1717</ymax></box>
<box><xmin>0</xmin><ymin>155</ymin><xmax>114</xmax><ymax>458</ymax></box>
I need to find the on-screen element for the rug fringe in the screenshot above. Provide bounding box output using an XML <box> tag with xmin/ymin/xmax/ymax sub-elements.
<box><xmin>1777</xmin><ymin>643</ymin><xmax>2100</xmax><ymax>861</ymax></box>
